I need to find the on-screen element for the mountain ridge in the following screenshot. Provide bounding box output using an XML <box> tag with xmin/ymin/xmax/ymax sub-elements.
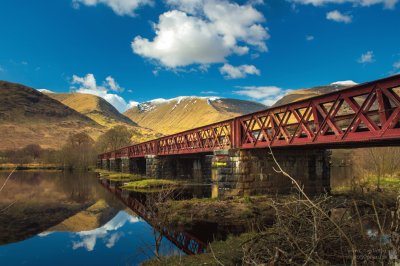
<box><xmin>124</xmin><ymin>96</ymin><xmax>267</xmax><ymax>134</ymax></box>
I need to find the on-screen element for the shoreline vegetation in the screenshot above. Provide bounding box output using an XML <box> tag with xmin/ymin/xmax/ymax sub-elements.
<box><xmin>95</xmin><ymin>168</ymin><xmax>400</xmax><ymax>265</ymax></box>
<box><xmin>0</xmin><ymin>163</ymin><xmax>63</xmax><ymax>170</ymax></box>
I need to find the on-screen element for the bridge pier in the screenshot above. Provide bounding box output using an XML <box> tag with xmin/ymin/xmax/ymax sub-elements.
<box><xmin>100</xmin><ymin>159</ymin><xmax>110</xmax><ymax>170</ymax></box>
<box><xmin>143</xmin><ymin>154</ymin><xmax>212</xmax><ymax>180</ymax></box>
<box><xmin>212</xmin><ymin>148</ymin><xmax>331</xmax><ymax>196</ymax></box>
<box><xmin>146</xmin><ymin>155</ymin><xmax>161</xmax><ymax>178</ymax></box>
<box><xmin>120</xmin><ymin>157</ymin><xmax>130</xmax><ymax>173</ymax></box>
<box><xmin>109</xmin><ymin>159</ymin><xmax>116</xmax><ymax>171</ymax></box>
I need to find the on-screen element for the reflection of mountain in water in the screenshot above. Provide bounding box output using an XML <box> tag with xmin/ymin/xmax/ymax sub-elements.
<box><xmin>0</xmin><ymin>171</ymin><xmax>125</xmax><ymax>245</ymax></box>
<box><xmin>69</xmin><ymin>211</ymin><xmax>140</xmax><ymax>251</ymax></box>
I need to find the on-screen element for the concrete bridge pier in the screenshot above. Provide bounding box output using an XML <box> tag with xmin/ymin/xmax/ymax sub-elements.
<box><xmin>211</xmin><ymin>148</ymin><xmax>331</xmax><ymax>196</ymax></box>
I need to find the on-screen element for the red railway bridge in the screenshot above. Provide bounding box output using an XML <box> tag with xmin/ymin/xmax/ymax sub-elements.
<box><xmin>99</xmin><ymin>74</ymin><xmax>400</xmax><ymax>195</ymax></box>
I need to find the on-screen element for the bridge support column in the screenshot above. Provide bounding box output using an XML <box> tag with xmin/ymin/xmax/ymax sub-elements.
<box><xmin>100</xmin><ymin>159</ymin><xmax>108</xmax><ymax>170</ymax></box>
<box><xmin>146</xmin><ymin>155</ymin><xmax>161</xmax><ymax>178</ymax></box>
<box><xmin>120</xmin><ymin>157</ymin><xmax>130</xmax><ymax>173</ymax></box>
<box><xmin>109</xmin><ymin>159</ymin><xmax>116</xmax><ymax>172</ymax></box>
<box><xmin>212</xmin><ymin>148</ymin><xmax>330</xmax><ymax>196</ymax></box>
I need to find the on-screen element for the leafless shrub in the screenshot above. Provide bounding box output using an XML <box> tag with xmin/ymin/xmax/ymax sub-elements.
<box><xmin>238</xmin><ymin>146</ymin><xmax>400</xmax><ymax>265</ymax></box>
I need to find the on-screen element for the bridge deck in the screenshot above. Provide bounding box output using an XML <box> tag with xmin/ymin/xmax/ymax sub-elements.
<box><xmin>100</xmin><ymin>74</ymin><xmax>400</xmax><ymax>160</ymax></box>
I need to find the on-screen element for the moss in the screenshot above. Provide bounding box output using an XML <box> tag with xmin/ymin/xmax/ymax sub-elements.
<box><xmin>121</xmin><ymin>179</ymin><xmax>181</xmax><ymax>189</ymax></box>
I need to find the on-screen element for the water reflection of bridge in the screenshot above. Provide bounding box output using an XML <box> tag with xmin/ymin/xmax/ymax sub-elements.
<box><xmin>100</xmin><ymin>179</ymin><xmax>208</xmax><ymax>255</ymax></box>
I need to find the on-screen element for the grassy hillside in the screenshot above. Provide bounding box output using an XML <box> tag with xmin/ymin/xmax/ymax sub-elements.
<box><xmin>273</xmin><ymin>82</ymin><xmax>355</xmax><ymax>107</ymax></box>
<box><xmin>0</xmin><ymin>81</ymin><xmax>159</xmax><ymax>150</ymax></box>
<box><xmin>0</xmin><ymin>81</ymin><xmax>103</xmax><ymax>150</ymax></box>
<box><xmin>124</xmin><ymin>97</ymin><xmax>266</xmax><ymax>134</ymax></box>
<box><xmin>46</xmin><ymin>93</ymin><xmax>137</xmax><ymax>128</ymax></box>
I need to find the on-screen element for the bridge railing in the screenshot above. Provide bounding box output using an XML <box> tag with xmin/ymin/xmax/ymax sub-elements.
<box><xmin>99</xmin><ymin>74</ymin><xmax>400</xmax><ymax>160</ymax></box>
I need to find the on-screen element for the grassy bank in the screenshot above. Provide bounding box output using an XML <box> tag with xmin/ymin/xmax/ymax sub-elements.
<box><xmin>121</xmin><ymin>179</ymin><xmax>181</xmax><ymax>190</ymax></box>
<box><xmin>94</xmin><ymin>169</ymin><xmax>144</xmax><ymax>182</ymax></box>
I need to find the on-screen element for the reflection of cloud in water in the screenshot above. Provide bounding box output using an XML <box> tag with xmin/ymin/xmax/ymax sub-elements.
<box><xmin>72</xmin><ymin>211</ymin><xmax>139</xmax><ymax>251</ymax></box>
<box><xmin>38</xmin><ymin>232</ymin><xmax>53</xmax><ymax>237</ymax></box>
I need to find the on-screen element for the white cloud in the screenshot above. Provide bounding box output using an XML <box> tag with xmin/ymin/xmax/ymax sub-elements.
<box><xmin>37</xmin><ymin>89</ymin><xmax>55</xmax><ymax>93</ymax></box>
<box><xmin>358</xmin><ymin>51</ymin><xmax>374</xmax><ymax>63</ymax></box>
<box><xmin>132</xmin><ymin>0</ymin><xmax>269</xmax><ymax>69</ymax></box>
<box><xmin>201</xmin><ymin>90</ymin><xmax>218</xmax><ymax>94</ymax></box>
<box><xmin>105</xmin><ymin>76</ymin><xmax>124</xmax><ymax>92</ymax></box>
<box><xmin>71</xmin><ymin>73</ymin><xmax>131</xmax><ymax>112</ymax></box>
<box><xmin>393</xmin><ymin>60</ymin><xmax>400</xmax><ymax>69</ymax></box>
<box><xmin>106</xmin><ymin>232</ymin><xmax>123</xmax><ymax>248</ymax></box>
<box><xmin>72</xmin><ymin>0</ymin><xmax>153</xmax><ymax>16</ymax></box>
<box><xmin>289</xmin><ymin>0</ymin><xmax>398</xmax><ymax>9</ymax></box>
<box><xmin>219</xmin><ymin>63</ymin><xmax>260</xmax><ymax>79</ymax></box>
<box><xmin>331</xmin><ymin>80</ymin><xmax>358</xmax><ymax>86</ymax></box>
<box><xmin>234</xmin><ymin>86</ymin><xmax>290</xmax><ymax>106</ymax></box>
<box><xmin>326</xmin><ymin>10</ymin><xmax>352</xmax><ymax>23</ymax></box>
<box><xmin>127</xmin><ymin>100</ymin><xmax>139</xmax><ymax>109</ymax></box>
<box><xmin>306</xmin><ymin>35</ymin><xmax>315</xmax><ymax>41</ymax></box>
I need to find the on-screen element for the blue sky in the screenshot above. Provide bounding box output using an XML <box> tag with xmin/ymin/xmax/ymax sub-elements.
<box><xmin>0</xmin><ymin>0</ymin><xmax>399</xmax><ymax>112</ymax></box>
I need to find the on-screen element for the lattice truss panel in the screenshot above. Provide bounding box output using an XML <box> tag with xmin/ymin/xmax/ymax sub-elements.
<box><xmin>239</xmin><ymin>83</ymin><xmax>400</xmax><ymax>148</ymax></box>
<box><xmin>158</xmin><ymin>121</ymin><xmax>232</xmax><ymax>155</ymax></box>
<box><xmin>128</xmin><ymin>141</ymin><xmax>157</xmax><ymax>157</ymax></box>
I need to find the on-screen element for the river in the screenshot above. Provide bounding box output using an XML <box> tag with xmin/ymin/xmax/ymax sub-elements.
<box><xmin>0</xmin><ymin>170</ymin><xmax>185</xmax><ymax>266</ymax></box>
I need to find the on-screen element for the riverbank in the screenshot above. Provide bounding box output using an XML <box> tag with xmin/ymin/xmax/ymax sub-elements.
<box><xmin>144</xmin><ymin>189</ymin><xmax>400</xmax><ymax>265</ymax></box>
<box><xmin>0</xmin><ymin>163</ymin><xmax>63</xmax><ymax>170</ymax></box>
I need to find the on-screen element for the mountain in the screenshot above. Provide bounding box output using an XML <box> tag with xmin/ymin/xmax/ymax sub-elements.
<box><xmin>45</xmin><ymin>92</ymin><xmax>137</xmax><ymax>128</ymax></box>
<box><xmin>124</xmin><ymin>96</ymin><xmax>266</xmax><ymax>134</ymax></box>
<box><xmin>0</xmin><ymin>81</ymin><xmax>103</xmax><ymax>150</ymax></box>
<box><xmin>45</xmin><ymin>92</ymin><xmax>160</xmax><ymax>143</ymax></box>
<box><xmin>0</xmin><ymin>81</ymin><xmax>159</xmax><ymax>150</ymax></box>
<box><xmin>273</xmin><ymin>80</ymin><xmax>357</xmax><ymax>107</ymax></box>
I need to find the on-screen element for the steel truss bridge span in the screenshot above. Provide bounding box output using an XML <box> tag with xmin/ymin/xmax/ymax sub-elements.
<box><xmin>100</xmin><ymin>74</ymin><xmax>400</xmax><ymax>160</ymax></box>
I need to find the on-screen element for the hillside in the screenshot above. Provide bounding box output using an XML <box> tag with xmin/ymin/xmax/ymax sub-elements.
<box><xmin>0</xmin><ymin>81</ymin><xmax>159</xmax><ymax>150</ymax></box>
<box><xmin>124</xmin><ymin>97</ymin><xmax>266</xmax><ymax>134</ymax></box>
<box><xmin>0</xmin><ymin>81</ymin><xmax>103</xmax><ymax>150</ymax></box>
<box><xmin>46</xmin><ymin>92</ymin><xmax>137</xmax><ymax>128</ymax></box>
<box><xmin>273</xmin><ymin>81</ymin><xmax>357</xmax><ymax>107</ymax></box>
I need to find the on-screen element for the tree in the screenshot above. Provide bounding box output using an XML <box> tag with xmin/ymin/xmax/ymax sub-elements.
<box><xmin>22</xmin><ymin>144</ymin><xmax>42</xmax><ymax>160</ymax></box>
<box><xmin>60</xmin><ymin>132</ymin><xmax>96</xmax><ymax>170</ymax></box>
<box><xmin>352</xmin><ymin>147</ymin><xmax>400</xmax><ymax>190</ymax></box>
<box><xmin>96</xmin><ymin>125</ymin><xmax>132</xmax><ymax>153</ymax></box>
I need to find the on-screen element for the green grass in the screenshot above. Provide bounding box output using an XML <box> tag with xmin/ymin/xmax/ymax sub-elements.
<box><xmin>379</xmin><ymin>177</ymin><xmax>400</xmax><ymax>188</ymax></box>
<box><xmin>121</xmin><ymin>179</ymin><xmax>181</xmax><ymax>189</ymax></box>
<box><xmin>94</xmin><ymin>169</ymin><xmax>144</xmax><ymax>182</ymax></box>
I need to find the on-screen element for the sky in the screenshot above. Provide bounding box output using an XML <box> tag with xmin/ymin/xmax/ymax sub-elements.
<box><xmin>0</xmin><ymin>0</ymin><xmax>399</xmax><ymax>112</ymax></box>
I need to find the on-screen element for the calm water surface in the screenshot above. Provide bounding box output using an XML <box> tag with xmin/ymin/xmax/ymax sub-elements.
<box><xmin>0</xmin><ymin>171</ymin><xmax>182</xmax><ymax>266</ymax></box>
